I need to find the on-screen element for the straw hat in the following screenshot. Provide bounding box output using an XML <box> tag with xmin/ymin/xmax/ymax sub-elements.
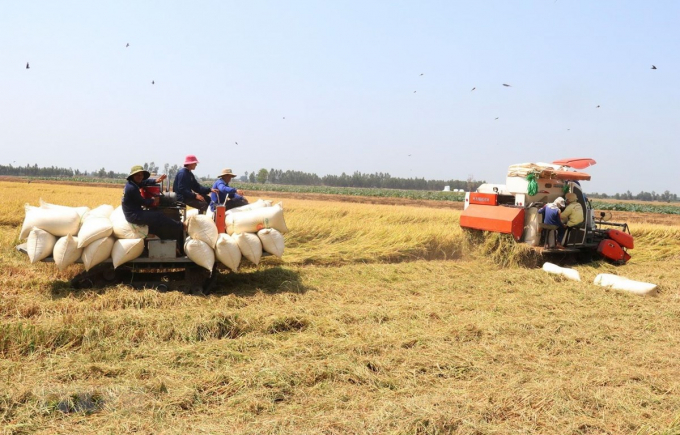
<box><xmin>127</xmin><ymin>165</ymin><xmax>150</xmax><ymax>181</ymax></box>
<box><xmin>565</xmin><ymin>192</ymin><xmax>577</xmax><ymax>203</ymax></box>
<box><xmin>218</xmin><ymin>168</ymin><xmax>237</xmax><ymax>177</ymax></box>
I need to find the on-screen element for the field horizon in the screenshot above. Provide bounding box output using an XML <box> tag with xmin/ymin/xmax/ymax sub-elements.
<box><xmin>2</xmin><ymin>181</ymin><xmax>680</xmax><ymax>434</ymax></box>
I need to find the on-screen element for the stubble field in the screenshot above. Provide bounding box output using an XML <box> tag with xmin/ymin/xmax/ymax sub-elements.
<box><xmin>2</xmin><ymin>181</ymin><xmax>680</xmax><ymax>434</ymax></box>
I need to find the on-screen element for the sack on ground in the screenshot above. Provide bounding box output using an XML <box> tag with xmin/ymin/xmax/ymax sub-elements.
<box><xmin>27</xmin><ymin>228</ymin><xmax>57</xmax><ymax>263</ymax></box>
<box><xmin>184</xmin><ymin>237</ymin><xmax>215</xmax><ymax>271</ymax></box>
<box><xmin>187</xmin><ymin>215</ymin><xmax>218</xmax><ymax>248</ymax></box>
<box><xmin>77</xmin><ymin>217</ymin><xmax>113</xmax><ymax>248</ymax></box>
<box><xmin>53</xmin><ymin>234</ymin><xmax>83</xmax><ymax>271</ymax></box>
<box><xmin>226</xmin><ymin>202</ymin><xmax>288</xmax><ymax>235</ymax></box>
<box><xmin>257</xmin><ymin>228</ymin><xmax>284</xmax><ymax>258</ymax></box>
<box><xmin>82</xmin><ymin>236</ymin><xmax>115</xmax><ymax>271</ymax></box>
<box><xmin>215</xmin><ymin>233</ymin><xmax>241</xmax><ymax>272</ymax></box>
<box><xmin>20</xmin><ymin>204</ymin><xmax>81</xmax><ymax>239</ymax></box>
<box><xmin>233</xmin><ymin>232</ymin><xmax>262</xmax><ymax>265</ymax></box>
<box><xmin>112</xmin><ymin>238</ymin><xmax>145</xmax><ymax>269</ymax></box>
<box><xmin>110</xmin><ymin>206</ymin><xmax>149</xmax><ymax>239</ymax></box>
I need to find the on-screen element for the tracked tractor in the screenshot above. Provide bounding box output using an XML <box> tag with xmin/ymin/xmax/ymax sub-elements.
<box><xmin>459</xmin><ymin>158</ymin><xmax>634</xmax><ymax>264</ymax></box>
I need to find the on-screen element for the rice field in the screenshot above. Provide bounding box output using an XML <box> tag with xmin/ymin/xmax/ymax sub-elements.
<box><xmin>2</xmin><ymin>181</ymin><xmax>680</xmax><ymax>434</ymax></box>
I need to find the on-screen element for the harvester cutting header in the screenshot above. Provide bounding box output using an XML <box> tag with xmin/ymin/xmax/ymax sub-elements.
<box><xmin>459</xmin><ymin>158</ymin><xmax>634</xmax><ymax>264</ymax></box>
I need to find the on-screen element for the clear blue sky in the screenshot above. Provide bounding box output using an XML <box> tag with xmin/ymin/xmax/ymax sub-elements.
<box><xmin>2</xmin><ymin>1</ymin><xmax>678</xmax><ymax>194</ymax></box>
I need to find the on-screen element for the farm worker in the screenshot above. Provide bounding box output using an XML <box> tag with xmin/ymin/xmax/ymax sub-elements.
<box><xmin>561</xmin><ymin>192</ymin><xmax>584</xmax><ymax>229</ymax></box>
<box><xmin>122</xmin><ymin>165</ymin><xmax>184</xmax><ymax>238</ymax></box>
<box><xmin>209</xmin><ymin>168</ymin><xmax>249</xmax><ymax>212</ymax></box>
<box><xmin>538</xmin><ymin>197</ymin><xmax>566</xmax><ymax>249</ymax></box>
<box><xmin>172</xmin><ymin>155</ymin><xmax>217</xmax><ymax>214</ymax></box>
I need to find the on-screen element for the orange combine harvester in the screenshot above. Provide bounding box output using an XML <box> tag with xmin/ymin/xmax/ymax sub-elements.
<box><xmin>459</xmin><ymin>158</ymin><xmax>634</xmax><ymax>264</ymax></box>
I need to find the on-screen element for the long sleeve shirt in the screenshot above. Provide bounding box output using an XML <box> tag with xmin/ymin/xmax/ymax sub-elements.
<box><xmin>210</xmin><ymin>178</ymin><xmax>243</xmax><ymax>207</ymax></box>
<box><xmin>172</xmin><ymin>167</ymin><xmax>211</xmax><ymax>202</ymax></box>
<box><xmin>561</xmin><ymin>203</ymin><xmax>584</xmax><ymax>227</ymax></box>
<box><xmin>122</xmin><ymin>178</ymin><xmax>158</xmax><ymax>222</ymax></box>
<box><xmin>538</xmin><ymin>205</ymin><xmax>563</xmax><ymax>227</ymax></box>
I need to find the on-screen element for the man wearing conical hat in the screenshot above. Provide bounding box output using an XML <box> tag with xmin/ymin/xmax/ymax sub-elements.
<box><xmin>210</xmin><ymin>168</ymin><xmax>249</xmax><ymax>212</ymax></box>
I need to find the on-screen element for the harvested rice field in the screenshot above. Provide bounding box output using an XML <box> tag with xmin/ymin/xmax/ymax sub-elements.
<box><xmin>2</xmin><ymin>180</ymin><xmax>680</xmax><ymax>434</ymax></box>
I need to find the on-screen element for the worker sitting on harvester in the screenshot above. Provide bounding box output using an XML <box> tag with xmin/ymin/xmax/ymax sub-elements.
<box><xmin>122</xmin><ymin>165</ymin><xmax>184</xmax><ymax>239</ymax></box>
<box><xmin>538</xmin><ymin>197</ymin><xmax>566</xmax><ymax>249</ymax></box>
<box><xmin>172</xmin><ymin>155</ymin><xmax>217</xmax><ymax>214</ymax></box>
<box><xmin>210</xmin><ymin>168</ymin><xmax>249</xmax><ymax>212</ymax></box>
<box><xmin>561</xmin><ymin>192</ymin><xmax>585</xmax><ymax>243</ymax></box>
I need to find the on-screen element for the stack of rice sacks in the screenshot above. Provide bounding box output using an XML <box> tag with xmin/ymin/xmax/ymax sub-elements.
<box><xmin>187</xmin><ymin>199</ymin><xmax>287</xmax><ymax>272</ymax></box>
<box><xmin>20</xmin><ymin>200</ymin><xmax>149</xmax><ymax>271</ymax></box>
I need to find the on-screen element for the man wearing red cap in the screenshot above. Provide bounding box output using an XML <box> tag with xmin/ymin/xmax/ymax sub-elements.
<box><xmin>172</xmin><ymin>155</ymin><xmax>216</xmax><ymax>214</ymax></box>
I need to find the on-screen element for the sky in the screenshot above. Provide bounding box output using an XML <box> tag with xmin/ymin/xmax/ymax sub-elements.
<box><xmin>1</xmin><ymin>0</ymin><xmax>679</xmax><ymax>194</ymax></box>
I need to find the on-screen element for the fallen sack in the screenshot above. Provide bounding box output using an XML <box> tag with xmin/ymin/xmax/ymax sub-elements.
<box><xmin>187</xmin><ymin>215</ymin><xmax>218</xmax><ymax>248</ymax></box>
<box><xmin>77</xmin><ymin>217</ymin><xmax>113</xmax><ymax>248</ymax></box>
<box><xmin>542</xmin><ymin>262</ymin><xmax>581</xmax><ymax>282</ymax></box>
<box><xmin>226</xmin><ymin>202</ymin><xmax>288</xmax><ymax>235</ymax></box>
<box><xmin>257</xmin><ymin>228</ymin><xmax>284</xmax><ymax>258</ymax></box>
<box><xmin>184</xmin><ymin>237</ymin><xmax>215</xmax><ymax>272</ymax></box>
<box><xmin>53</xmin><ymin>234</ymin><xmax>83</xmax><ymax>271</ymax></box>
<box><xmin>27</xmin><ymin>227</ymin><xmax>57</xmax><ymax>263</ymax></box>
<box><xmin>82</xmin><ymin>236</ymin><xmax>115</xmax><ymax>271</ymax></box>
<box><xmin>110</xmin><ymin>206</ymin><xmax>149</xmax><ymax>239</ymax></box>
<box><xmin>233</xmin><ymin>232</ymin><xmax>262</xmax><ymax>265</ymax></box>
<box><xmin>215</xmin><ymin>233</ymin><xmax>241</xmax><ymax>272</ymax></box>
<box><xmin>112</xmin><ymin>238</ymin><xmax>145</xmax><ymax>269</ymax></box>
<box><xmin>593</xmin><ymin>274</ymin><xmax>657</xmax><ymax>296</ymax></box>
<box><xmin>20</xmin><ymin>204</ymin><xmax>81</xmax><ymax>239</ymax></box>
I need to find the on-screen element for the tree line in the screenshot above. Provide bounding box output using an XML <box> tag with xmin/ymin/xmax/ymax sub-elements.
<box><xmin>2</xmin><ymin>163</ymin><xmax>678</xmax><ymax>201</ymax></box>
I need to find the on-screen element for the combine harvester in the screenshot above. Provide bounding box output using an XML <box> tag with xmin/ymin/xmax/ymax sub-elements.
<box><xmin>459</xmin><ymin>158</ymin><xmax>634</xmax><ymax>264</ymax></box>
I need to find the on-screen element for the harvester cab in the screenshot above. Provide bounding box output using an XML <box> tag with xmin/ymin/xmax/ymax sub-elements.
<box><xmin>459</xmin><ymin>158</ymin><xmax>634</xmax><ymax>264</ymax></box>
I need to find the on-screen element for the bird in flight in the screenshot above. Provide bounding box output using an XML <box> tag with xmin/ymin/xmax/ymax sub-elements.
<box><xmin>152</xmin><ymin>80</ymin><xmax>155</xmax><ymax>85</ymax></box>
<box><xmin>420</xmin><ymin>73</ymin><xmax>424</xmax><ymax>76</ymax></box>
<box><xmin>413</xmin><ymin>91</ymin><xmax>417</xmax><ymax>93</ymax></box>
<box><xmin>495</xmin><ymin>117</ymin><xmax>499</xmax><ymax>120</ymax></box>
<box><xmin>651</xmin><ymin>65</ymin><xmax>657</xmax><ymax>69</ymax></box>
<box><xmin>471</xmin><ymin>87</ymin><xmax>476</xmax><ymax>91</ymax></box>
<box><xmin>596</xmin><ymin>105</ymin><xmax>600</xmax><ymax>108</ymax></box>
<box><xmin>26</xmin><ymin>62</ymin><xmax>30</xmax><ymax>69</ymax></box>
<box><xmin>283</xmin><ymin>117</ymin><xmax>285</xmax><ymax>119</ymax></box>
<box><xmin>126</xmin><ymin>43</ymin><xmax>130</xmax><ymax>48</ymax></box>
<box><xmin>502</xmin><ymin>84</ymin><xmax>511</xmax><ymax>87</ymax></box>
<box><xmin>235</xmin><ymin>142</ymin><xmax>238</xmax><ymax>145</ymax></box>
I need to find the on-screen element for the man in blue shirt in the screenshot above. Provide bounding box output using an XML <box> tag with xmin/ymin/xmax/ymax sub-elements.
<box><xmin>538</xmin><ymin>197</ymin><xmax>566</xmax><ymax>248</ymax></box>
<box><xmin>210</xmin><ymin>168</ymin><xmax>249</xmax><ymax>212</ymax></box>
<box><xmin>172</xmin><ymin>155</ymin><xmax>216</xmax><ymax>214</ymax></box>
<box><xmin>122</xmin><ymin>165</ymin><xmax>184</xmax><ymax>238</ymax></box>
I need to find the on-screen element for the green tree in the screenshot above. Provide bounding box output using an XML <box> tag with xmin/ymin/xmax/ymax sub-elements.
<box><xmin>256</xmin><ymin>168</ymin><xmax>269</xmax><ymax>184</ymax></box>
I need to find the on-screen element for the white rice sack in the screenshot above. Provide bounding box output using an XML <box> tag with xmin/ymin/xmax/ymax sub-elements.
<box><xmin>112</xmin><ymin>238</ymin><xmax>145</xmax><ymax>269</ymax></box>
<box><xmin>110</xmin><ymin>206</ymin><xmax>149</xmax><ymax>239</ymax></box>
<box><xmin>77</xmin><ymin>217</ymin><xmax>113</xmax><ymax>248</ymax></box>
<box><xmin>53</xmin><ymin>234</ymin><xmax>83</xmax><ymax>271</ymax></box>
<box><xmin>226</xmin><ymin>202</ymin><xmax>288</xmax><ymax>235</ymax></box>
<box><xmin>27</xmin><ymin>228</ymin><xmax>57</xmax><ymax>263</ymax></box>
<box><xmin>20</xmin><ymin>204</ymin><xmax>81</xmax><ymax>239</ymax></box>
<box><xmin>186</xmin><ymin>209</ymin><xmax>199</xmax><ymax>219</ymax></box>
<box><xmin>82</xmin><ymin>204</ymin><xmax>114</xmax><ymax>220</ymax></box>
<box><xmin>215</xmin><ymin>233</ymin><xmax>241</xmax><ymax>272</ymax></box>
<box><xmin>187</xmin><ymin>215</ymin><xmax>218</xmax><ymax>248</ymax></box>
<box><xmin>257</xmin><ymin>228</ymin><xmax>285</xmax><ymax>258</ymax></box>
<box><xmin>226</xmin><ymin>199</ymin><xmax>272</xmax><ymax>215</ymax></box>
<box><xmin>542</xmin><ymin>262</ymin><xmax>581</xmax><ymax>282</ymax></box>
<box><xmin>233</xmin><ymin>232</ymin><xmax>262</xmax><ymax>265</ymax></box>
<box><xmin>82</xmin><ymin>236</ymin><xmax>115</xmax><ymax>271</ymax></box>
<box><xmin>184</xmin><ymin>237</ymin><xmax>215</xmax><ymax>271</ymax></box>
<box><xmin>593</xmin><ymin>274</ymin><xmax>658</xmax><ymax>296</ymax></box>
<box><xmin>39</xmin><ymin>199</ymin><xmax>90</xmax><ymax>217</ymax></box>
